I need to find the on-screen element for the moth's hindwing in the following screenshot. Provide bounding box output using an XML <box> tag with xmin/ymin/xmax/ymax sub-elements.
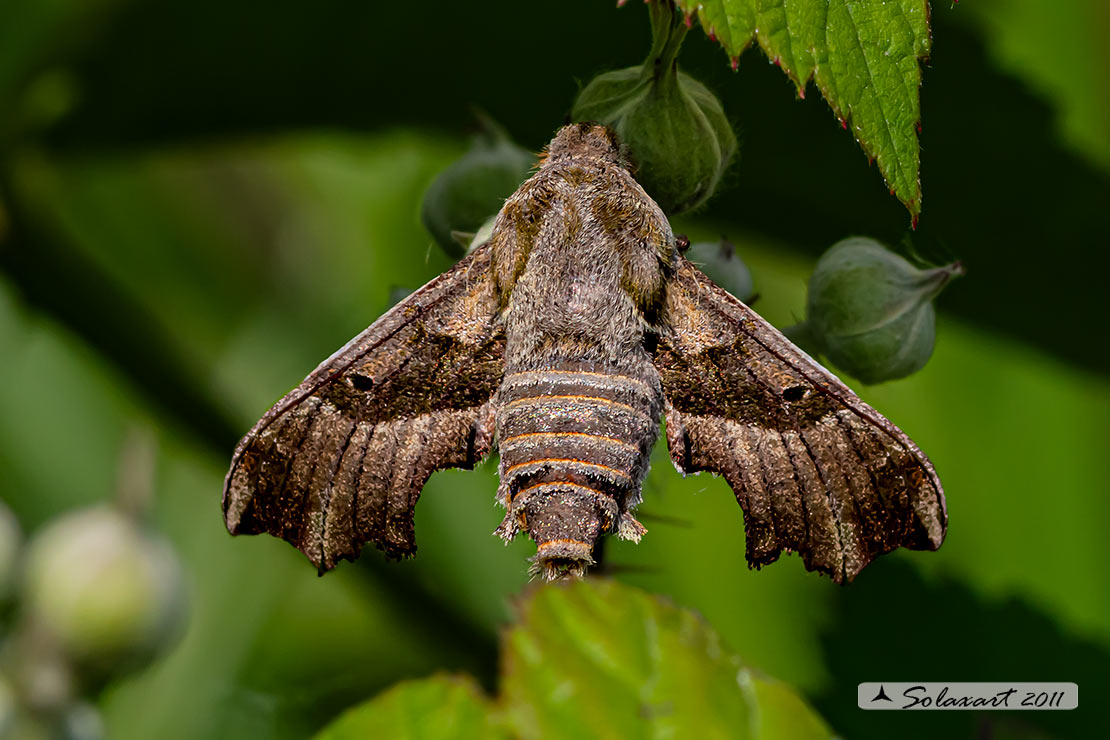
<box><xmin>655</xmin><ymin>258</ymin><xmax>946</xmax><ymax>583</ymax></box>
<box><xmin>223</xmin><ymin>243</ymin><xmax>505</xmax><ymax>572</ymax></box>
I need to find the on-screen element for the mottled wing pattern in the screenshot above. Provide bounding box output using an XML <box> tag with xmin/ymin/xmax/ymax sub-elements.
<box><xmin>655</xmin><ymin>258</ymin><xmax>946</xmax><ymax>583</ymax></box>
<box><xmin>223</xmin><ymin>243</ymin><xmax>505</xmax><ymax>572</ymax></box>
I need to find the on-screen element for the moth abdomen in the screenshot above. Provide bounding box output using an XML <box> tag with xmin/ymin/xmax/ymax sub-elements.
<box><xmin>497</xmin><ymin>367</ymin><xmax>660</xmax><ymax>490</ymax></box>
<box><xmin>495</xmin><ymin>364</ymin><xmax>663</xmax><ymax>577</ymax></box>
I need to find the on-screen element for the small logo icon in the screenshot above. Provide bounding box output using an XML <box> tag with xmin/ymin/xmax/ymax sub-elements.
<box><xmin>871</xmin><ymin>685</ymin><xmax>893</xmax><ymax>702</ymax></box>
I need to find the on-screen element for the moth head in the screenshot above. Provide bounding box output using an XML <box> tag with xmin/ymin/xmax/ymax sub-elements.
<box><xmin>545</xmin><ymin>122</ymin><xmax>626</xmax><ymax>166</ymax></box>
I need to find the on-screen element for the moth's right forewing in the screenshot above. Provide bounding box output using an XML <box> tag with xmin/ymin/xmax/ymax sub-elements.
<box><xmin>223</xmin><ymin>243</ymin><xmax>504</xmax><ymax>572</ymax></box>
<box><xmin>655</xmin><ymin>259</ymin><xmax>946</xmax><ymax>583</ymax></box>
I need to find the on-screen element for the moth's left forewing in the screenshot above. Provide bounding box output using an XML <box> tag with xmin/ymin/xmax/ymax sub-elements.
<box><xmin>654</xmin><ymin>258</ymin><xmax>946</xmax><ymax>583</ymax></box>
<box><xmin>223</xmin><ymin>243</ymin><xmax>505</xmax><ymax>572</ymax></box>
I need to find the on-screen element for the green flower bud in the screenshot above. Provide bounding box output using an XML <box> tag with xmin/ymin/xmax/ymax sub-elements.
<box><xmin>0</xmin><ymin>501</ymin><xmax>20</xmax><ymax>600</ymax></box>
<box><xmin>22</xmin><ymin>506</ymin><xmax>185</xmax><ymax>674</ymax></box>
<box><xmin>804</xmin><ymin>237</ymin><xmax>963</xmax><ymax>384</ymax></box>
<box><xmin>420</xmin><ymin>117</ymin><xmax>534</xmax><ymax>258</ymax></box>
<box><xmin>686</xmin><ymin>237</ymin><xmax>754</xmax><ymax>302</ymax></box>
<box><xmin>572</xmin><ymin>0</ymin><xmax>736</xmax><ymax>215</ymax></box>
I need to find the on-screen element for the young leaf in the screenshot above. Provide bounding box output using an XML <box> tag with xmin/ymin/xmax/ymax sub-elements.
<box><xmin>312</xmin><ymin>675</ymin><xmax>508</xmax><ymax>740</ymax></box>
<box><xmin>673</xmin><ymin>0</ymin><xmax>931</xmax><ymax>219</ymax></box>
<box><xmin>502</xmin><ymin>579</ymin><xmax>834</xmax><ymax>739</ymax></box>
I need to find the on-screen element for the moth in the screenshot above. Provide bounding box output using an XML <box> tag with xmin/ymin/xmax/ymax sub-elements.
<box><xmin>222</xmin><ymin>123</ymin><xmax>946</xmax><ymax>582</ymax></box>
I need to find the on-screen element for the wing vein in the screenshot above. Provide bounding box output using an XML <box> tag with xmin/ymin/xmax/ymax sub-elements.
<box><xmin>352</xmin><ymin>422</ymin><xmax>376</xmax><ymax>544</ymax></box>
<box><xmin>834</xmin><ymin>410</ymin><xmax>891</xmax><ymax>528</ymax></box>
<box><xmin>318</xmin><ymin>402</ymin><xmax>373</xmax><ymax>568</ymax></box>
<box><xmin>270</xmin><ymin>399</ymin><xmax>326</xmax><ymax>530</ymax></box>
<box><xmin>739</xmin><ymin>362</ymin><xmax>848</xmax><ymax>581</ymax></box>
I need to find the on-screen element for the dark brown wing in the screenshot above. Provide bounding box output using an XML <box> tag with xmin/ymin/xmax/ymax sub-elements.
<box><xmin>223</xmin><ymin>243</ymin><xmax>504</xmax><ymax>572</ymax></box>
<box><xmin>655</xmin><ymin>258</ymin><xmax>946</xmax><ymax>583</ymax></box>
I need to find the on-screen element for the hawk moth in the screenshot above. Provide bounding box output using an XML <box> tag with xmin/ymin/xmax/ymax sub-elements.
<box><xmin>222</xmin><ymin>123</ymin><xmax>946</xmax><ymax>583</ymax></box>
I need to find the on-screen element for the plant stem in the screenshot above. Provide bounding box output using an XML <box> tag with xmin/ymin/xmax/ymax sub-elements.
<box><xmin>644</xmin><ymin>1</ymin><xmax>690</xmax><ymax>84</ymax></box>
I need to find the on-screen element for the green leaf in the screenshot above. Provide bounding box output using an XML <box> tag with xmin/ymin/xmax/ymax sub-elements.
<box><xmin>502</xmin><ymin>579</ymin><xmax>834</xmax><ymax>740</ymax></box>
<box><xmin>741</xmin><ymin>671</ymin><xmax>836</xmax><ymax>740</ymax></box>
<box><xmin>312</xmin><ymin>675</ymin><xmax>508</xmax><ymax>740</ymax></box>
<box><xmin>673</xmin><ymin>0</ymin><xmax>930</xmax><ymax>218</ymax></box>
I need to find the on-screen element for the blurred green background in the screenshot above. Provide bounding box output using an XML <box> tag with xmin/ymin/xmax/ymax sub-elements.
<box><xmin>1</xmin><ymin>0</ymin><xmax>1107</xmax><ymax>738</ymax></box>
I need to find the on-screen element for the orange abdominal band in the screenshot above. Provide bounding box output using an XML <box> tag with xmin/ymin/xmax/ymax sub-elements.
<box><xmin>537</xmin><ymin>539</ymin><xmax>590</xmax><ymax>552</ymax></box>
<box><xmin>504</xmin><ymin>394</ymin><xmax>641</xmax><ymax>415</ymax></box>
<box><xmin>499</xmin><ymin>431</ymin><xmax>638</xmax><ymax>452</ymax></box>
<box><xmin>505</xmin><ymin>459</ymin><xmax>630</xmax><ymax>481</ymax></box>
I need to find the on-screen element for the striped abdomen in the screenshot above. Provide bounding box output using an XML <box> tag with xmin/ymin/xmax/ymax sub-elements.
<box><xmin>495</xmin><ymin>363</ymin><xmax>663</xmax><ymax>570</ymax></box>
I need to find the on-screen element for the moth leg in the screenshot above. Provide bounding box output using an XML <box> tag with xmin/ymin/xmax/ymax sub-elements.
<box><xmin>616</xmin><ymin>510</ymin><xmax>647</xmax><ymax>542</ymax></box>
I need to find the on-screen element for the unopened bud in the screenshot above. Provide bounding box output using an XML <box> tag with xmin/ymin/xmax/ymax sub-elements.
<box><xmin>22</xmin><ymin>506</ymin><xmax>185</xmax><ymax>675</ymax></box>
<box><xmin>421</xmin><ymin>119</ymin><xmax>534</xmax><ymax>258</ymax></box>
<box><xmin>572</xmin><ymin>0</ymin><xmax>735</xmax><ymax>214</ymax></box>
<box><xmin>804</xmin><ymin>237</ymin><xmax>963</xmax><ymax>384</ymax></box>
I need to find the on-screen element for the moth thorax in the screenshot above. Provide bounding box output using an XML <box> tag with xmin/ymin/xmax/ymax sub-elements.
<box><xmin>523</xmin><ymin>486</ymin><xmax>616</xmax><ymax>581</ymax></box>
